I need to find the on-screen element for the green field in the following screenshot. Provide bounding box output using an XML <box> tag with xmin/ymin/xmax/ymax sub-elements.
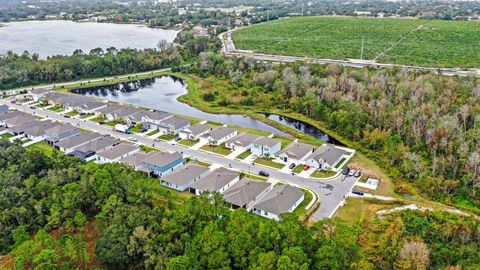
<box><xmin>233</xmin><ymin>17</ymin><xmax>480</xmax><ymax>67</ymax></box>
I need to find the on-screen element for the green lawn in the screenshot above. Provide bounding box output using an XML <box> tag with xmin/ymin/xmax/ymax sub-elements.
<box><xmin>159</xmin><ymin>133</ymin><xmax>176</xmax><ymax>141</ymax></box>
<box><xmin>273</xmin><ymin>135</ymin><xmax>294</xmax><ymax>148</ymax></box>
<box><xmin>200</xmin><ymin>143</ymin><xmax>232</xmax><ymax>156</ymax></box>
<box><xmin>179</xmin><ymin>139</ymin><xmax>199</xmax><ymax>147</ymax></box>
<box><xmin>293</xmin><ymin>165</ymin><xmax>304</xmax><ymax>174</ymax></box>
<box><xmin>105</xmin><ymin>121</ymin><xmax>117</xmax><ymax>127</ymax></box>
<box><xmin>65</xmin><ymin>110</ymin><xmax>79</xmax><ymax>116</ymax></box>
<box><xmin>236</xmin><ymin>150</ymin><xmax>252</xmax><ymax>160</ymax></box>
<box><xmin>47</xmin><ymin>106</ymin><xmax>64</xmax><ymax>112</ymax></box>
<box><xmin>27</xmin><ymin>141</ymin><xmax>56</xmax><ymax>156</ymax></box>
<box><xmin>129</xmin><ymin>124</ymin><xmax>143</xmax><ymax>133</ymax></box>
<box><xmin>334</xmin><ymin>157</ymin><xmax>347</xmax><ymax>169</ymax></box>
<box><xmin>140</xmin><ymin>145</ymin><xmax>158</xmax><ymax>153</ymax></box>
<box><xmin>79</xmin><ymin>113</ymin><xmax>94</xmax><ymax>119</ymax></box>
<box><xmin>253</xmin><ymin>157</ymin><xmax>285</xmax><ymax>169</ymax></box>
<box><xmin>91</xmin><ymin>116</ymin><xmax>106</xmax><ymax>123</ymax></box>
<box><xmin>233</xmin><ymin>16</ymin><xmax>480</xmax><ymax>67</ymax></box>
<box><xmin>146</xmin><ymin>129</ymin><xmax>160</xmax><ymax>136</ymax></box>
<box><xmin>0</xmin><ymin>133</ymin><xmax>14</xmax><ymax>139</ymax></box>
<box><xmin>240</xmin><ymin>173</ymin><xmax>268</xmax><ymax>181</ymax></box>
<box><xmin>293</xmin><ymin>189</ymin><xmax>314</xmax><ymax>218</ymax></box>
<box><xmin>310</xmin><ymin>169</ymin><xmax>336</xmax><ymax>179</ymax></box>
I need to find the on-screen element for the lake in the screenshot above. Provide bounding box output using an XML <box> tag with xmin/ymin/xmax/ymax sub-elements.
<box><xmin>0</xmin><ymin>20</ymin><xmax>178</xmax><ymax>57</ymax></box>
<box><xmin>72</xmin><ymin>76</ymin><xmax>288</xmax><ymax>136</ymax></box>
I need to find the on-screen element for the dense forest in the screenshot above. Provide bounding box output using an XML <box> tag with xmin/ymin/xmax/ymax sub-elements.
<box><xmin>1</xmin><ymin>139</ymin><xmax>479</xmax><ymax>269</ymax></box>
<box><xmin>177</xmin><ymin>53</ymin><xmax>480</xmax><ymax>211</ymax></box>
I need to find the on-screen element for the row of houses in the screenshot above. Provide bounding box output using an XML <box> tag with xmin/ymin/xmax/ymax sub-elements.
<box><xmin>31</xmin><ymin>90</ymin><xmax>191</xmax><ymax>135</ymax></box>
<box><xmin>1</xmin><ymin>105</ymin><xmax>305</xmax><ymax>221</ymax></box>
<box><xmin>180</xmin><ymin>122</ymin><xmax>350</xmax><ymax>171</ymax></box>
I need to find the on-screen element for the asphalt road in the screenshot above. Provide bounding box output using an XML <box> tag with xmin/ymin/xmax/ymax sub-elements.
<box><xmin>2</xmin><ymin>99</ymin><xmax>359</xmax><ymax>220</ymax></box>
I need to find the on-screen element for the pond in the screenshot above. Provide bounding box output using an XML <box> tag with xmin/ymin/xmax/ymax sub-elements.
<box><xmin>263</xmin><ymin>113</ymin><xmax>343</xmax><ymax>145</ymax></box>
<box><xmin>72</xmin><ymin>76</ymin><xmax>288</xmax><ymax>136</ymax></box>
<box><xmin>0</xmin><ymin>20</ymin><xmax>178</xmax><ymax>58</ymax></box>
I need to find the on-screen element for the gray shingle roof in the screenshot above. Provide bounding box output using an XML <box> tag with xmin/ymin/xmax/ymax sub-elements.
<box><xmin>0</xmin><ymin>111</ymin><xmax>24</xmax><ymax>121</ymax></box>
<box><xmin>96</xmin><ymin>104</ymin><xmax>125</xmax><ymax>114</ymax></box>
<box><xmin>96</xmin><ymin>142</ymin><xmax>138</xmax><ymax>160</ymax></box>
<box><xmin>44</xmin><ymin>123</ymin><xmax>78</xmax><ymax>136</ymax></box>
<box><xmin>3</xmin><ymin>114</ymin><xmax>36</xmax><ymax>126</ymax></box>
<box><xmin>208</xmin><ymin>126</ymin><xmax>236</xmax><ymax>141</ymax></box>
<box><xmin>223</xmin><ymin>178</ymin><xmax>271</xmax><ymax>208</ymax></box>
<box><xmin>73</xmin><ymin>136</ymin><xmax>119</xmax><ymax>153</ymax></box>
<box><xmin>120</xmin><ymin>152</ymin><xmax>150</xmax><ymax>168</ymax></box>
<box><xmin>9</xmin><ymin>120</ymin><xmax>44</xmax><ymax>134</ymax></box>
<box><xmin>143</xmin><ymin>151</ymin><xmax>182</xmax><ymax>167</ymax></box>
<box><xmin>162</xmin><ymin>163</ymin><xmax>209</xmax><ymax>186</ymax></box>
<box><xmin>143</xmin><ymin>111</ymin><xmax>171</xmax><ymax>121</ymax></box>
<box><xmin>54</xmin><ymin>132</ymin><xmax>103</xmax><ymax>149</ymax></box>
<box><xmin>226</xmin><ymin>133</ymin><xmax>262</xmax><ymax>148</ymax></box>
<box><xmin>185</xmin><ymin>123</ymin><xmax>211</xmax><ymax>136</ymax></box>
<box><xmin>253</xmin><ymin>137</ymin><xmax>281</xmax><ymax>148</ymax></box>
<box><xmin>191</xmin><ymin>167</ymin><xmax>239</xmax><ymax>192</ymax></box>
<box><xmin>24</xmin><ymin>121</ymin><xmax>60</xmax><ymax>137</ymax></box>
<box><xmin>279</xmin><ymin>141</ymin><xmax>315</xmax><ymax>160</ymax></box>
<box><xmin>308</xmin><ymin>144</ymin><xmax>347</xmax><ymax>165</ymax></box>
<box><xmin>252</xmin><ymin>184</ymin><xmax>304</xmax><ymax>215</ymax></box>
<box><xmin>159</xmin><ymin>115</ymin><xmax>189</xmax><ymax>126</ymax></box>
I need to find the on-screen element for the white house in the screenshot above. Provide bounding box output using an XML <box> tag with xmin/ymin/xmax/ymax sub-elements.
<box><xmin>251</xmin><ymin>137</ymin><xmax>281</xmax><ymax>157</ymax></box>
<box><xmin>251</xmin><ymin>184</ymin><xmax>305</xmax><ymax>221</ymax></box>
<box><xmin>190</xmin><ymin>167</ymin><xmax>240</xmax><ymax>195</ymax></box>
<box><xmin>160</xmin><ymin>163</ymin><xmax>210</xmax><ymax>191</ymax></box>
<box><xmin>225</xmin><ymin>133</ymin><xmax>262</xmax><ymax>152</ymax></box>
<box><xmin>305</xmin><ymin>144</ymin><xmax>348</xmax><ymax>171</ymax></box>
<box><xmin>203</xmin><ymin>126</ymin><xmax>237</xmax><ymax>145</ymax></box>
<box><xmin>96</xmin><ymin>143</ymin><xmax>139</xmax><ymax>164</ymax></box>
<box><xmin>178</xmin><ymin>123</ymin><xmax>212</xmax><ymax>140</ymax></box>
<box><xmin>277</xmin><ymin>141</ymin><xmax>315</xmax><ymax>164</ymax></box>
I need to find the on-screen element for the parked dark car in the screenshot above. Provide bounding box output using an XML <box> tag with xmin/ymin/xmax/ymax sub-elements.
<box><xmin>354</xmin><ymin>170</ymin><xmax>362</xmax><ymax>178</ymax></box>
<box><xmin>29</xmin><ymin>105</ymin><xmax>36</xmax><ymax>109</ymax></box>
<box><xmin>259</xmin><ymin>171</ymin><xmax>270</xmax><ymax>177</ymax></box>
<box><xmin>352</xmin><ymin>189</ymin><xmax>364</xmax><ymax>196</ymax></box>
<box><xmin>342</xmin><ymin>167</ymin><xmax>350</xmax><ymax>175</ymax></box>
<box><xmin>289</xmin><ymin>163</ymin><xmax>296</xmax><ymax>170</ymax></box>
<box><xmin>98</xmin><ymin>121</ymin><xmax>105</xmax><ymax>125</ymax></box>
<box><xmin>63</xmin><ymin>115</ymin><xmax>70</xmax><ymax>118</ymax></box>
<box><xmin>79</xmin><ymin>112</ymin><xmax>86</xmax><ymax>116</ymax></box>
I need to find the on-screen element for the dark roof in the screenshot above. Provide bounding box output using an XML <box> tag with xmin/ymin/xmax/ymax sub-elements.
<box><xmin>279</xmin><ymin>141</ymin><xmax>315</xmax><ymax>159</ymax></box>
<box><xmin>162</xmin><ymin>163</ymin><xmax>210</xmax><ymax>186</ymax></box>
<box><xmin>143</xmin><ymin>151</ymin><xmax>183</xmax><ymax>167</ymax></box>
<box><xmin>223</xmin><ymin>178</ymin><xmax>271</xmax><ymax>207</ymax></box>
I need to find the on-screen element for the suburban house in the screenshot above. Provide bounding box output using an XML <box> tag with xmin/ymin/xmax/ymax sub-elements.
<box><xmin>305</xmin><ymin>144</ymin><xmax>348</xmax><ymax>171</ymax></box>
<box><xmin>104</xmin><ymin>106</ymin><xmax>139</xmax><ymax>121</ymax></box>
<box><xmin>125</xmin><ymin>110</ymin><xmax>148</xmax><ymax>125</ymax></box>
<box><xmin>120</xmin><ymin>152</ymin><xmax>154</xmax><ymax>174</ymax></box>
<box><xmin>96</xmin><ymin>143</ymin><xmax>139</xmax><ymax>164</ymax></box>
<box><xmin>0</xmin><ymin>111</ymin><xmax>36</xmax><ymax>128</ymax></box>
<box><xmin>160</xmin><ymin>163</ymin><xmax>210</xmax><ymax>191</ymax></box>
<box><xmin>29</xmin><ymin>88</ymin><xmax>51</xmax><ymax>102</ymax></box>
<box><xmin>225</xmin><ymin>133</ymin><xmax>262</xmax><ymax>152</ymax></box>
<box><xmin>76</xmin><ymin>101</ymin><xmax>106</xmax><ymax>114</ymax></box>
<box><xmin>95</xmin><ymin>104</ymin><xmax>124</xmax><ymax>118</ymax></box>
<box><xmin>69</xmin><ymin>135</ymin><xmax>120</xmax><ymax>160</ymax></box>
<box><xmin>251</xmin><ymin>184</ymin><xmax>305</xmax><ymax>221</ymax></box>
<box><xmin>43</xmin><ymin>92</ymin><xmax>106</xmax><ymax>112</ymax></box>
<box><xmin>54</xmin><ymin>132</ymin><xmax>102</xmax><ymax>153</ymax></box>
<box><xmin>251</xmin><ymin>137</ymin><xmax>282</xmax><ymax>157</ymax></box>
<box><xmin>142</xmin><ymin>151</ymin><xmax>184</xmax><ymax>177</ymax></box>
<box><xmin>278</xmin><ymin>141</ymin><xmax>315</xmax><ymax>164</ymax></box>
<box><xmin>23</xmin><ymin>121</ymin><xmax>60</xmax><ymax>140</ymax></box>
<box><xmin>178</xmin><ymin>123</ymin><xmax>212</xmax><ymax>140</ymax></box>
<box><xmin>203</xmin><ymin>126</ymin><xmax>238</xmax><ymax>145</ymax></box>
<box><xmin>141</xmin><ymin>111</ymin><xmax>171</xmax><ymax>129</ymax></box>
<box><xmin>222</xmin><ymin>178</ymin><xmax>272</xmax><ymax>210</ymax></box>
<box><xmin>44</xmin><ymin>123</ymin><xmax>80</xmax><ymax>143</ymax></box>
<box><xmin>0</xmin><ymin>105</ymin><xmax>9</xmax><ymax>115</ymax></box>
<box><xmin>155</xmin><ymin>115</ymin><xmax>190</xmax><ymax>134</ymax></box>
<box><xmin>8</xmin><ymin>120</ymin><xmax>45</xmax><ymax>135</ymax></box>
<box><xmin>190</xmin><ymin>167</ymin><xmax>240</xmax><ymax>195</ymax></box>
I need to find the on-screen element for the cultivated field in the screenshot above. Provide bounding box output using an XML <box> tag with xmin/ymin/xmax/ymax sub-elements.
<box><xmin>233</xmin><ymin>17</ymin><xmax>480</xmax><ymax>68</ymax></box>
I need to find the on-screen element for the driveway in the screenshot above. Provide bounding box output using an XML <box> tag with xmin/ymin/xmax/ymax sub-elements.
<box><xmin>1</xmin><ymin>99</ymin><xmax>359</xmax><ymax>220</ymax></box>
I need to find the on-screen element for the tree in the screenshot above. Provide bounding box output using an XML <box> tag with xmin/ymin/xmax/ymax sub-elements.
<box><xmin>394</xmin><ymin>240</ymin><xmax>430</xmax><ymax>270</ymax></box>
